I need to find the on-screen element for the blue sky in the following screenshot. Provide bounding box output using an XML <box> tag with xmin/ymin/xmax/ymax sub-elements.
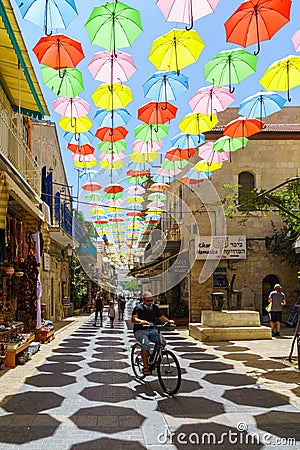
<box><xmin>12</xmin><ymin>0</ymin><xmax>300</xmax><ymax>213</ymax></box>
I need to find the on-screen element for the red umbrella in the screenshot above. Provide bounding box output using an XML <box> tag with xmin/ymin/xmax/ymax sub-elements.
<box><xmin>225</xmin><ymin>0</ymin><xmax>292</xmax><ymax>55</ymax></box>
<box><xmin>165</xmin><ymin>147</ymin><xmax>197</xmax><ymax>161</ymax></box>
<box><xmin>82</xmin><ymin>182</ymin><xmax>101</xmax><ymax>191</ymax></box>
<box><xmin>138</xmin><ymin>101</ymin><xmax>178</xmax><ymax>125</ymax></box>
<box><xmin>33</xmin><ymin>34</ymin><xmax>84</xmax><ymax>72</ymax></box>
<box><xmin>95</xmin><ymin>126</ymin><xmax>128</xmax><ymax>142</ymax></box>
<box><xmin>126</xmin><ymin>211</ymin><xmax>143</xmax><ymax>217</ymax></box>
<box><xmin>68</xmin><ymin>143</ymin><xmax>95</xmax><ymax>155</ymax></box>
<box><xmin>104</xmin><ymin>184</ymin><xmax>124</xmax><ymax>194</ymax></box>
<box><xmin>126</xmin><ymin>169</ymin><xmax>150</xmax><ymax>177</ymax></box>
<box><xmin>224</xmin><ymin>117</ymin><xmax>264</xmax><ymax>139</ymax></box>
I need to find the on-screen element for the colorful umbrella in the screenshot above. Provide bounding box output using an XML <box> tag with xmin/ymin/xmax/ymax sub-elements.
<box><xmin>148</xmin><ymin>29</ymin><xmax>205</xmax><ymax>74</ymax></box>
<box><xmin>180</xmin><ymin>169</ymin><xmax>210</xmax><ymax>184</ymax></box>
<box><xmin>213</xmin><ymin>136</ymin><xmax>249</xmax><ymax>153</ymax></box>
<box><xmin>259</xmin><ymin>55</ymin><xmax>300</xmax><ymax>102</ymax></box>
<box><xmin>193</xmin><ymin>160</ymin><xmax>223</xmax><ymax>172</ymax></box>
<box><xmin>32</xmin><ymin>34</ymin><xmax>84</xmax><ymax>74</ymax></box>
<box><xmin>92</xmin><ymin>84</ymin><xmax>133</xmax><ymax>109</ymax></box>
<box><xmin>68</xmin><ymin>143</ymin><xmax>95</xmax><ymax>155</ymax></box>
<box><xmin>188</xmin><ymin>85</ymin><xmax>235</xmax><ymax>119</ymax></box>
<box><xmin>137</xmin><ymin>101</ymin><xmax>178</xmax><ymax>125</ymax></box>
<box><xmin>225</xmin><ymin>0</ymin><xmax>291</xmax><ymax>55</ymax></box>
<box><xmin>292</xmin><ymin>29</ymin><xmax>300</xmax><ymax>52</ymax></box>
<box><xmin>204</xmin><ymin>48</ymin><xmax>258</xmax><ymax>93</ymax></box>
<box><xmin>104</xmin><ymin>184</ymin><xmax>124</xmax><ymax>195</ymax></box>
<box><xmin>146</xmin><ymin>200</ymin><xmax>165</xmax><ymax>209</ymax></box>
<box><xmin>178</xmin><ymin>112</ymin><xmax>218</xmax><ymax>135</ymax></box>
<box><xmin>156</xmin><ymin>0</ymin><xmax>220</xmax><ymax>29</ymax></box>
<box><xmin>238</xmin><ymin>91</ymin><xmax>286</xmax><ymax>121</ymax></box>
<box><xmin>198</xmin><ymin>142</ymin><xmax>229</xmax><ymax>163</ymax></box>
<box><xmin>134</xmin><ymin>123</ymin><xmax>169</xmax><ymax>142</ymax></box>
<box><xmin>41</xmin><ymin>65</ymin><xmax>84</xmax><ymax>97</ymax></box>
<box><xmin>74</xmin><ymin>159</ymin><xmax>97</xmax><ymax>169</ymax></box>
<box><xmin>88</xmin><ymin>50</ymin><xmax>136</xmax><ymax>83</ymax></box>
<box><xmin>125</xmin><ymin>196</ymin><xmax>144</xmax><ymax>204</ymax></box>
<box><xmin>85</xmin><ymin>2</ymin><xmax>143</xmax><ymax>52</ymax></box>
<box><xmin>149</xmin><ymin>182</ymin><xmax>170</xmax><ymax>192</ymax></box>
<box><xmin>147</xmin><ymin>192</ymin><xmax>167</xmax><ymax>202</ymax></box>
<box><xmin>17</xmin><ymin>0</ymin><xmax>78</xmax><ymax>36</ymax></box>
<box><xmin>94</xmin><ymin>108</ymin><xmax>131</xmax><ymax>128</ymax></box>
<box><xmin>82</xmin><ymin>182</ymin><xmax>101</xmax><ymax>191</ymax></box>
<box><xmin>142</xmin><ymin>71</ymin><xmax>189</xmax><ymax>102</ymax></box>
<box><xmin>64</xmin><ymin>130</ymin><xmax>94</xmax><ymax>145</ymax></box>
<box><xmin>58</xmin><ymin>116</ymin><xmax>93</xmax><ymax>134</ymax></box>
<box><xmin>98</xmin><ymin>140</ymin><xmax>127</xmax><ymax>154</ymax></box>
<box><xmin>132</xmin><ymin>139</ymin><xmax>162</xmax><ymax>153</ymax></box>
<box><xmin>224</xmin><ymin>117</ymin><xmax>264</xmax><ymax>138</ymax></box>
<box><xmin>99</xmin><ymin>152</ymin><xmax>125</xmax><ymax>162</ymax></box>
<box><xmin>85</xmin><ymin>193</ymin><xmax>103</xmax><ymax>201</ymax></box>
<box><xmin>171</xmin><ymin>132</ymin><xmax>205</xmax><ymax>148</ymax></box>
<box><xmin>126</xmin><ymin>186</ymin><xmax>146</xmax><ymax>195</ymax></box>
<box><xmin>165</xmin><ymin>147</ymin><xmax>197</xmax><ymax>160</ymax></box>
<box><xmin>95</xmin><ymin>126</ymin><xmax>128</xmax><ymax>142</ymax></box>
<box><xmin>53</xmin><ymin>96</ymin><xmax>90</xmax><ymax>120</ymax></box>
<box><xmin>130</xmin><ymin>152</ymin><xmax>159</xmax><ymax>163</ymax></box>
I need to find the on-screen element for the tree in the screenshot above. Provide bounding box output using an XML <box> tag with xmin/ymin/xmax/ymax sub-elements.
<box><xmin>124</xmin><ymin>278</ymin><xmax>139</xmax><ymax>292</ymax></box>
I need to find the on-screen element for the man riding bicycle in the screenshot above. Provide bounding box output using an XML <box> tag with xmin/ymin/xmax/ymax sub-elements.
<box><xmin>131</xmin><ymin>291</ymin><xmax>173</xmax><ymax>376</ymax></box>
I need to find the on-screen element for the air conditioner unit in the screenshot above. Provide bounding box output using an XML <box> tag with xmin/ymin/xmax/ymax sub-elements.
<box><xmin>41</xmin><ymin>201</ymin><xmax>51</xmax><ymax>225</ymax></box>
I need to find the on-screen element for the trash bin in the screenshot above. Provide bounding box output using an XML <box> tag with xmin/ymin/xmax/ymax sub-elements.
<box><xmin>69</xmin><ymin>303</ymin><xmax>74</xmax><ymax>317</ymax></box>
<box><xmin>211</xmin><ymin>292</ymin><xmax>226</xmax><ymax>311</ymax></box>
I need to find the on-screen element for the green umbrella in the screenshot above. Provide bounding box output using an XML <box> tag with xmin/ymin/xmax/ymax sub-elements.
<box><xmin>85</xmin><ymin>1</ymin><xmax>143</xmax><ymax>52</ymax></box>
<box><xmin>98</xmin><ymin>140</ymin><xmax>127</xmax><ymax>154</ymax></box>
<box><xmin>41</xmin><ymin>65</ymin><xmax>84</xmax><ymax>97</ymax></box>
<box><xmin>213</xmin><ymin>136</ymin><xmax>249</xmax><ymax>152</ymax></box>
<box><xmin>134</xmin><ymin>123</ymin><xmax>169</xmax><ymax>142</ymax></box>
<box><xmin>204</xmin><ymin>48</ymin><xmax>258</xmax><ymax>93</ymax></box>
<box><xmin>85</xmin><ymin>193</ymin><xmax>103</xmax><ymax>201</ymax></box>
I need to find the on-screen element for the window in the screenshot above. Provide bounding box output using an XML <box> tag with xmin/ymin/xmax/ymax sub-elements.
<box><xmin>238</xmin><ymin>172</ymin><xmax>255</xmax><ymax>210</ymax></box>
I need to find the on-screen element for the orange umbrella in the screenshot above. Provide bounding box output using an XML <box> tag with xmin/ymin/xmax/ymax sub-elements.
<box><xmin>225</xmin><ymin>0</ymin><xmax>291</xmax><ymax>55</ymax></box>
<box><xmin>165</xmin><ymin>147</ymin><xmax>196</xmax><ymax>161</ymax></box>
<box><xmin>149</xmin><ymin>182</ymin><xmax>170</xmax><ymax>192</ymax></box>
<box><xmin>224</xmin><ymin>117</ymin><xmax>264</xmax><ymax>139</ymax></box>
<box><xmin>95</xmin><ymin>126</ymin><xmax>128</xmax><ymax>142</ymax></box>
<box><xmin>137</xmin><ymin>101</ymin><xmax>177</xmax><ymax>125</ymax></box>
<box><xmin>33</xmin><ymin>34</ymin><xmax>84</xmax><ymax>73</ymax></box>
<box><xmin>82</xmin><ymin>182</ymin><xmax>101</xmax><ymax>191</ymax></box>
<box><xmin>68</xmin><ymin>143</ymin><xmax>95</xmax><ymax>155</ymax></box>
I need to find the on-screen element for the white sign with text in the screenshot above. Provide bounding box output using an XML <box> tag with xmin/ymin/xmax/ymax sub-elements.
<box><xmin>196</xmin><ymin>236</ymin><xmax>246</xmax><ymax>260</ymax></box>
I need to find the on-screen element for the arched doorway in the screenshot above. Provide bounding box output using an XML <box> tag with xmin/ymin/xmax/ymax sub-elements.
<box><xmin>262</xmin><ymin>274</ymin><xmax>280</xmax><ymax>312</ymax></box>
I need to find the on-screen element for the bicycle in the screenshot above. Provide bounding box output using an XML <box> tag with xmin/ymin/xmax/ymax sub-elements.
<box><xmin>131</xmin><ymin>322</ymin><xmax>181</xmax><ymax>396</ymax></box>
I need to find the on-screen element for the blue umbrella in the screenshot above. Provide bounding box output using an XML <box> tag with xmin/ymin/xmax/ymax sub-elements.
<box><xmin>16</xmin><ymin>0</ymin><xmax>78</xmax><ymax>36</ymax></box>
<box><xmin>238</xmin><ymin>91</ymin><xmax>286</xmax><ymax>121</ymax></box>
<box><xmin>94</xmin><ymin>108</ymin><xmax>132</xmax><ymax>128</ymax></box>
<box><xmin>79</xmin><ymin>169</ymin><xmax>98</xmax><ymax>178</ymax></box>
<box><xmin>142</xmin><ymin>71</ymin><xmax>189</xmax><ymax>102</ymax></box>
<box><xmin>171</xmin><ymin>133</ymin><xmax>205</xmax><ymax>149</ymax></box>
<box><xmin>64</xmin><ymin>130</ymin><xmax>94</xmax><ymax>145</ymax></box>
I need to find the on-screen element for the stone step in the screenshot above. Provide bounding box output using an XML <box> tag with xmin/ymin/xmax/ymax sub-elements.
<box><xmin>189</xmin><ymin>323</ymin><xmax>272</xmax><ymax>342</ymax></box>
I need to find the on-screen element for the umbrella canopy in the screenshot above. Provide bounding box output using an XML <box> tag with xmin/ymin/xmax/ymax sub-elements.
<box><xmin>259</xmin><ymin>55</ymin><xmax>300</xmax><ymax>102</ymax></box>
<box><xmin>92</xmin><ymin>84</ymin><xmax>133</xmax><ymax>109</ymax></box>
<box><xmin>194</xmin><ymin>160</ymin><xmax>223</xmax><ymax>172</ymax></box>
<box><xmin>17</xmin><ymin>0</ymin><xmax>78</xmax><ymax>36</ymax></box>
<box><xmin>64</xmin><ymin>130</ymin><xmax>94</xmax><ymax>145</ymax></box>
<box><xmin>41</xmin><ymin>66</ymin><xmax>84</xmax><ymax>97</ymax></box>
<box><xmin>94</xmin><ymin>108</ymin><xmax>131</xmax><ymax>128</ymax></box>
<box><xmin>146</xmin><ymin>200</ymin><xmax>165</xmax><ymax>209</ymax></box>
<box><xmin>74</xmin><ymin>159</ymin><xmax>97</xmax><ymax>169</ymax></box>
<box><xmin>58</xmin><ymin>116</ymin><xmax>93</xmax><ymax>133</ymax></box>
<box><xmin>85</xmin><ymin>1</ymin><xmax>143</xmax><ymax>51</ymax></box>
<box><xmin>198</xmin><ymin>141</ymin><xmax>229</xmax><ymax>163</ymax></box>
<box><xmin>292</xmin><ymin>29</ymin><xmax>300</xmax><ymax>52</ymax></box>
<box><xmin>82</xmin><ymin>182</ymin><xmax>101</xmax><ymax>191</ymax></box>
<box><xmin>224</xmin><ymin>117</ymin><xmax>264</xmax><ymax>138</ymax></box>
<box><xmin>32</xmin><ymin>34</ymin><xmax>84</xmax><ymax>72</ymax></box>
<box><xmin>188</xmin><ymin>85</ymin><xmax>235</xmax><ymax>118</ymax></box>
<box><xmin>238</xmin><ymin>91</ymin><xmax>286</xmax><ymax>120</ymax></box>
<box><xmin>98</xmin><ymin>140</ymin><xmax>127</xmax><ymax>154</ymax></box>
<box><xmin>148</xmin><ymin>29</ymin><xmax>205</xmax><ymax>74</ymax></box>
<box><xmin>95</xmin><ymin>126</ymin><xmax>128</xmax><ymax>142</ymax></box>
<box><xmin>88</xmin><ymin>50</ymin><xmax>136</xmax><ymax>83</ymax></box>
<box><xmin>137</xmin><ymin>101</ymin><xmax>178</xmax><ymax>125</ymax></box>
<box><xmin>53</xmin><ymin>96</ymin><xmax>90</xmax><ymax>118</ymax></box>
<box><xmin>130</xmin><ymin>152</ymin><xmax>159</xmax><ymax>163</ymax></box>
<box><xmin>142</xmin><ymin>71</ymin><xmax>189</xmax><ymax>102</ymax></box>
<box><xmin>68</xmin><ymin>143</ymin><xmax>95</xmax><ymax>155</ymax></box>
<box><xmin>213</xmin><ymin>136</ymin><xmax>249</xmax><ymax>152</ymax></box>
<box><xmin>178</xmin><ymin>112</ymin><xmax>218</xmax><ymax>135</ymax></box>
<box><xmin>99</xmin><ymin>152</ymin><xmax>126</xmax><ymax>162</ymax></box>
<box><xmin>104</xmin><ymin>184</ymin><xmax>124</xmax><ymax>195</ymax></box>
<box><xmin>149</xmin><ymin>182</ymin><xmax>170</xmax><ymax>192</ymax></box>
<box><xmin>85</xmin><ymin>193</ymin><xmax>103</xmax><ymax>201</ymax></box>
<box><xmin>126</xmin><ymin>186</ymin><xmax>146</xmax><ymax>195</ymax></box>
<box><xmin>204</xmin><ymin>48</ymin><xmax>258</xmax><ymax>93</ymax></box>
<box><xmin>132</xmin><ymin>139</ymin><xmax>162</xmax><ymax>153</ymax></box>
<box><xmin>72</xmin><ymin>153</ymin><xmax>96</xmax><ymax>163</ymax></box>
<box><xmin>134</xmin><ymin>123</ymin><xmax>169</xmax><ymax>142</ymax></box>
<box><xmin>125</xmin><ymin>196</ymin><xmax>144</xmax><ymax>204</ymax></box>
<box><xmin>180</xmin><ymin>168</ymin><xmax>210</xmax><ymax>184</ymax></box>
<box><xmin>156</xmin><ymin>0</ymin><xmax>220</xmax><ymax>29</ymax></box>
<box><xmin>171</xmin><ymin>132</ymin><xmax>205</xmax><ymax>148</ymax></box>
<box><xmin>165</xmin><ymin>147</ymin><xmax>197</xmax><ymax>160</ymax></box>
<box><xmin>225</xmin><ymin>0</ymin><xmax>291</xmax><ymax>55</ymax></box>
<box><xmin>147</xmin><ymin>192</ymin><xmax>167</xmax><ymax>201</ymax></box>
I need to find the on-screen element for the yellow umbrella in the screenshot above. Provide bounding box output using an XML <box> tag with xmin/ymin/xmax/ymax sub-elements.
<box><xmin>260</xmin><ymin>55</ymin><xmax>300</xmax><ymax>102</ymax></box>
<box><xmin>130</xmin><ymin>151</ymin><xmax>159</xmax><ymax>163</ymax></box>
<box><xmin>125</xmin><ymin>196</ymin><xmax>144</xmax><ymax>203</ymax></box>
<box><xmin>179</xmin><ymin>112</ymin><xmax>218</xmax><ymax>135</ymax></box>
<box><xmin>92</xmin><ymin>83</ymin><xmax>133</xmax><ymax>109</ymax></box>
<box><xmin>74</xmin><ymin>159</ymin><xmax>97</xmax><ymax>168</ymax></box>
<box><xmin>145</xmin><ymin>209</ymin><xmax>163</xmax><ymax>215</ymax></box>
<box><xmin>100</xmin><ymin>160</ymin><xmax>124</xmax><ymax>170</ymax></box>
<box><xmin>58</xmin><ymin>116</ymin><xmax>93</xmax><ymax>133</ymax></box>
<box><xmin>148</xmin><ymin>29</ymin><xmax>205</xmax><ymax>74</ymax></box>
<box><xmin>90</xmin><ymin>208</ymin><xmax>106</xmax><ymax>214</ymax></box>
<box><xmin>108</xmin><ymin>206</ymin><xmax>124</xmax><ymax>213</ymax></box>
<box><xmin>193</xmin><ymin>160</ymin><xmax>223</xmax><ymax>172</ymax></box>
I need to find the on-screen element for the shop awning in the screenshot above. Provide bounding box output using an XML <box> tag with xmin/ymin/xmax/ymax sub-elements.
<box><xmin>0</xmin><ymin>0</ymin><xmax>49</xmax><ymax>119</ymax></box>
<box><xmin>0</xmin><ymin>172</ymin><xmax>8</xmax><ymax>228</ymax></box>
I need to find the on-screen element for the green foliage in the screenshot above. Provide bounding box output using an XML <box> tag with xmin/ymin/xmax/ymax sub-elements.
<box><xmin>124</xmin><ymin>278</ymin><xmax>139</xmax><ymax>292</ymax></box>
<box><xmin>70</xmin><ymin>255</ymin><xmax>87</xmax><ymax>309</ymax></box>
<box><xmin>75</xmin><ymin>210</ymin><xmax>97</xmax><ymax>245</ymax></box>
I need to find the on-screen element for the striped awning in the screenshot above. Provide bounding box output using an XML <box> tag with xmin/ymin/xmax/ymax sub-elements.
<box><xmin>0</xmin><ymin>172</ymin><xmax>8</xmax><ymax>228</ymax></box>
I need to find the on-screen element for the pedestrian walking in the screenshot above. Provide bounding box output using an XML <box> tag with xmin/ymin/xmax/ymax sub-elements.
<box><xmin>108</xmin><ymin>301</ymin><xmax>115</xmax><ymax>328</ymax></box>
<box><xmin>268</xmin><ymin>284</ymin><xmax>287</xmax><ymax>337</ymax></box>
<box><xmin>93</xmin><ymin>290</ymin><xmax>104</xmax><ymax>327</ymax></box>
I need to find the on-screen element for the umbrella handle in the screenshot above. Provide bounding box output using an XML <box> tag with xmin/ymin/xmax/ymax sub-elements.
<box><xmin>229</xmin><ymin>85</ymin><xmax>235</xmax><ymax>94</ymax></box>
<box><xmin>185</xmin><ymin>4</ymin><xmax>194</xmax><ymax>30</ymax></box>
<box><xmin>254</xmin><ymin>41</ymin><xmax>260</xmax><ymax>56</ymax></box>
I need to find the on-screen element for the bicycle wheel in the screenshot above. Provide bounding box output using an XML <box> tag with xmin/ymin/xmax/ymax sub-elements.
<box><xmin>157</xmin><ymin>349</ymin><xmax>181</xmax><ymax>395</ymax></box>
<box><xmin>131</xmin><ymin>343</ymin><xmax>146</xmax><ymax>380</ymax></box>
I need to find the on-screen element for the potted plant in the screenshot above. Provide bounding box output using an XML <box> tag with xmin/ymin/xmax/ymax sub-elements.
<box><xmin>169</xmin><ymin>302</ymin><xmax>189</xmax><ymax>326</ymax></box>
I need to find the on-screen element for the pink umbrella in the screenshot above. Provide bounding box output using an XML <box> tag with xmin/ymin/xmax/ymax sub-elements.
<box><xmin>157</xmin><ymin>167</ymin><xmax>183</xmax><ymax>176</ymax></box>
<box><xmin>72</xmin><ymin>153</ymin><xmax>96</xmax><ymax>162</ymax></box>
<box><xmin>198</xmin><ymin>142</ymin><xmax>229</xmax><ymax>163</ymax></box>
<box><xmin>292</xmin><ymin>29</ymin><xmax>300</xmax><ymax>52</ymax></box>
<box><xmin>106</xmin><ymin>199</ymin><xmax>123</xmax><ymax>207</ymax></box>
<box><xmin>156</xmin><ymin>0</ymin><xmax>220</xmax><ymax>29</ymax></box>
<box><xmin>146</xmin><ymin>200</ymin><xmax>165</xmax><ymax>209</ymax></box>
<box><xmin>132</xmin><ymin>139</ymin><xmax>163</xmax><ymax>153</ymax></box>
<box><xmin>53</xmin><ymin>96</ymin><xmax>90</xmax><ymax>118</ymax></box>
<box><xmin>189</xmin><ymin>85</ymin><xmax>234</xmax><ymax>119</ymax></box>
<box><xmin>88</xmin><ymin>50</ymin><xmax>137</xmax><ymax>83</ymax></box>
<box><xmin>99</xmin><ymin>152</ymin><xmax>126</xmax><ymax>162</ymax></box>
<box><xmin>126</xmin><ymin>186</ymin><xmax>146</xmax><ymax>195</ymax></box>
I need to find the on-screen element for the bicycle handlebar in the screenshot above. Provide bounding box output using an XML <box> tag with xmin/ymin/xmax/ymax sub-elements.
<box><xmin>142</xmin><ymin>322</ymin><xmax>175</xmax><ymax>329</ymax></box>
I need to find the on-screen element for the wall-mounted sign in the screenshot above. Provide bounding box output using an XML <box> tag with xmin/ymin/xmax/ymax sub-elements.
<box><xmin>196</xmin><ymin>236</ymin><xmax>246</xmax><ymax>260</ymax></box>
<box><xmin>43</xmin><ymin>253</ymin><xmax>50</xmax><ymax>271</ymax></box>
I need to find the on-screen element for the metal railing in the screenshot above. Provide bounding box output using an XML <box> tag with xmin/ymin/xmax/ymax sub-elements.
<box><xmin>0</xmin><ymin>102</ymin><xmax>41</xmax><ymax>194</ymax></box>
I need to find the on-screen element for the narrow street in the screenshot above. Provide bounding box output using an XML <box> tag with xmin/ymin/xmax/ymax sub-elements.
<box><xmin>0</xmin><ymin>301</ymin><xmax>300</xmax><ymax>450</ymax></box>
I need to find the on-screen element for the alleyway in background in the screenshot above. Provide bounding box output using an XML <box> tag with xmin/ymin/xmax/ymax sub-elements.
<box><xmin>0</xmin><ymin>300</ymin><xmax>300</xmax><ymax>450</ymax></box>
